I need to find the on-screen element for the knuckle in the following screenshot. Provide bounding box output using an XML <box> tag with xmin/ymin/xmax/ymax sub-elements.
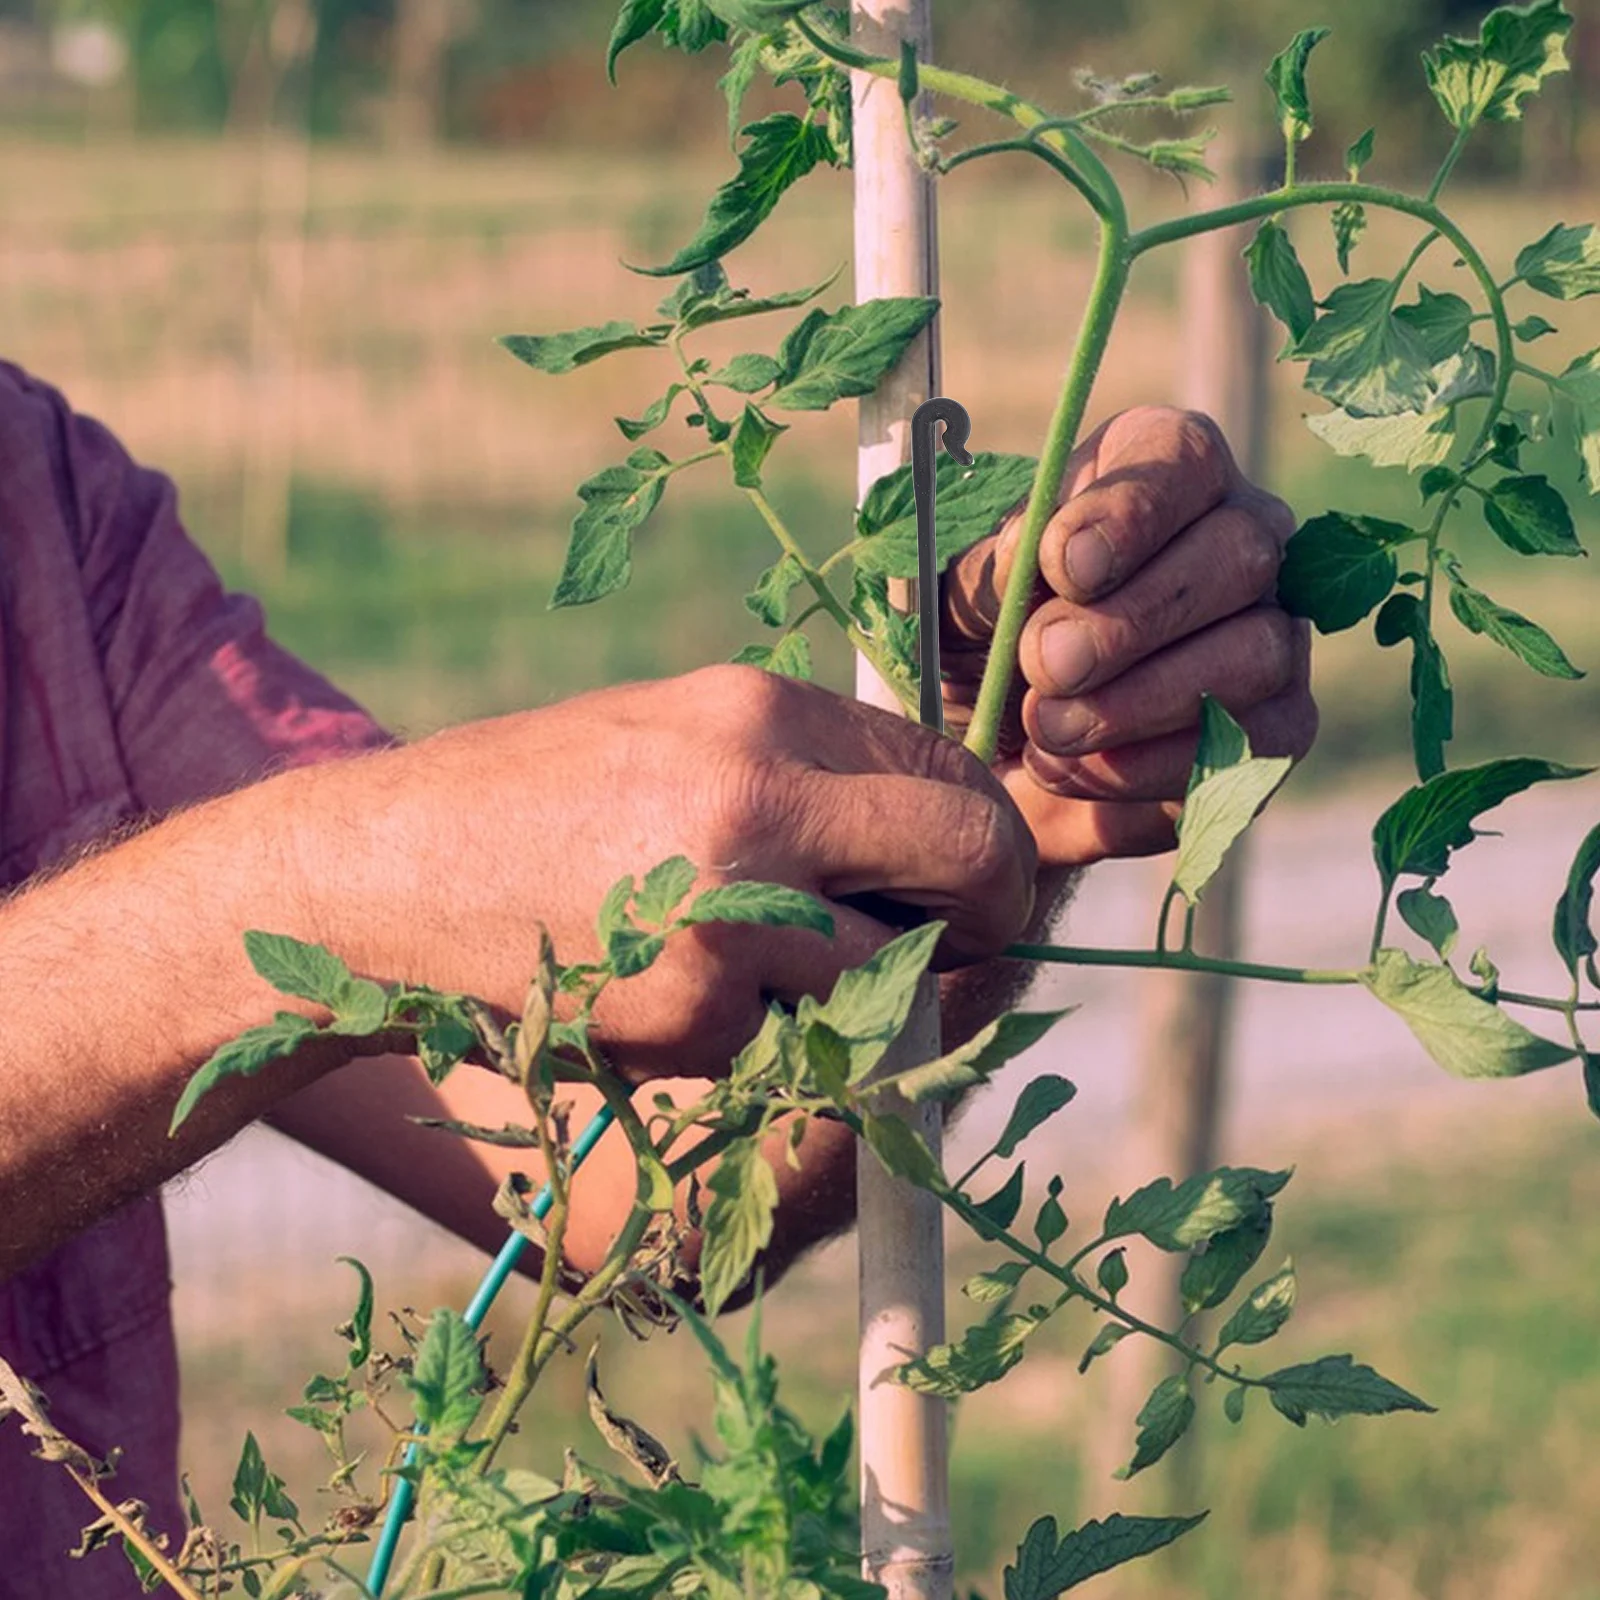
<box><xmin>696</xmin><ymin>660</ymin><xmax>791</xmax><ymax>723</ymax></box>
<box><xmin>1168</xmin><ymin>409</ymin><xmax>1233</xmax><ymax>491</ymax></box>
<box><xmin>1233</xmin><ymin>511</ymin><xmax>1285</xmax><ymax>592</ymax></box>
<box><xmin>948</xmin><ymin>793</ymin><xmax>1014</xmax><ymax>890</ymax></box>
<box><xmin>1251</xmin><ymin>609</ymin><xmax>1299</xmax><ymax>693</ymax></box>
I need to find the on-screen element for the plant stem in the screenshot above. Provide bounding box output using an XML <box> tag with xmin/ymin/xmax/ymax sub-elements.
<box><xmin>1427</xmin><ymin>124</ymin><xmax>1473</xmax><ymax>204</ymax></box>
<box><xmin>963</xmin><ymin>217</ymin><xmax>1130</xmax><ymax>765</ymax></box>
<box><xmin>1002</xmin><ymin>941</ymin><xmax>1363</xmax><ymax>986</ymax></box>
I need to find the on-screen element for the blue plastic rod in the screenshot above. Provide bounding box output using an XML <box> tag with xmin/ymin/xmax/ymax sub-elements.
<box><xmin>365</xmin><ymin>1102</ymin><xmax>617</xmax><ymax>1595</ymax></box>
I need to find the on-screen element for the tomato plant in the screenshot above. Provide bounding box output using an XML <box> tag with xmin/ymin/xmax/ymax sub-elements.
<box><xmin>6</xmin><ymin>2</ymin><xmax>1600</xmax><ymax>1595</ymax></box>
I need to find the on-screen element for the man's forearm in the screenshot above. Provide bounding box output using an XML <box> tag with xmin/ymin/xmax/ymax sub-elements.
<box><xmin>0</xmin><ymin>771</ymin><xmax>372</xmax><ymax>1280</ymax></box>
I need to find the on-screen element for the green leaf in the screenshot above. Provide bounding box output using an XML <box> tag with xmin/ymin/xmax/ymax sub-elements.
<box><xmin>767</xmin><ymin>296</ymin><xmax>940</xmax><ymax>412</ymax></box>
<box><xmin>336</xmin><ymin>1257</ymin><xmax>374</xmax><ymax>1369</ymax></box>
<box><xmin>993</xmin><ymin>1073</ymin><xmax>1079</xmax><ymax>1157</ymax></box>
<box><xmin>607</xmin><ymin>926</ymin><xmax>666</xmax><ymax>978</ymax></box>
<box><xmin>1077</xmin><ymin>1322</ymin><xmax>1131</xmax><ymax>1374</ymax></box>
<box><xmin>407</xmin><ymin>1308</ymin><xmax>484</xmax><ymax>1438</ymax></box>
<box><xmin>1224</xmin><ymin>1386</ymin><xmax>1247</xmax><ymax>1423</ymax></box>
<box><xmin>896</xmin><ymin>1309</ymin><xmax>1045</xmax><ymax>1397</ymax></box>
<box><xmin>679</xmin><ymin>880</ymin><xmax>835</xmax><ymax>937</ymax></box>
<box><xmin>1263</xmin><ymin>1353</ymin><xmax>1434</xmax><ymax>1425</ymax></box>
<box><xmin>1002</xmin><ymin>1512</ymin><xmax>1207</xmax><ymax>1600</ymax></box>
<box><xmin>499</xmin><ymin>322</ymin><xmax>668</xmax><ymax>375</ymax></box>
<box><xmin>634</xmin><ymin>856</ymin><xmax>700</xmax><ymax>926</ymax></box>
<box><xmin>616</xmin><ymin>383</ymin><xmax>686</xmax><ymax>442</ymax></box>
<box><xmin>1373</xmin><ymin>756</ymin><xmax>1591</xmax><ymax>886</ymax></box>
<box><xmin>1306</xmin><ymin>406</ymin><xmax>1455</xmax><ymax>472</ymax></box>
<box><xmin>243</xmin><ymin>931</ymin><xmax>354</xmax><ymax>1007</ymax></box>
<box><xmin>743</xmin><ymin>554</ymin><xmax>806</xmax><ymax>628</ymax></box>
<box><xmin>229</xmin><ymin>1432</ymin><xmax>297</xmax><ymax>1527</ymax></box>
<box><xmin>1118</xmin><ymin>1375</ymin><xmax>1195</xmax><ymax>1478</ymax></box>
<box><xmin>1397</xmin><ymin>884</ymin><xmax>1460</xmax><ymax>958</ymax></box>
<box><xmin>971</xmin><ymin>1164</ymin><xmax>1026</xmax><ymax>1234</ymax></box>
<box><xmin>667</xmin><ymin>264</ymin><xmax>845</xmax><ymax>332</ymax></box>
<box><xmin>1278</xmin><ymin>512</ymin><xmax>1409</xmax><ymax>632</ymax></box>
<box><xmin>1446</xmin><ymin>571</ymin><xmax>1582</xmax><ymax>679</ymax></box>
<box><xmin>730</xmin><ymin>402</ymin><xmax>787</xmax><ymax>488</ymax></box>
<box><xmin>1264</xmin><ymin>28</ymin><xmax>1330</xmax><ymax>142</ymax></box>
<box><xmin>893</xmin><ymin>1012</ymin><xmax>1074</xmax><ymax>1105</ymax></box>
<box><xmin>1553</xmin><ymin>823</ymin><xmax>1600</xmax><ymax>980</ymax></box>
<box><xmin>1179</xmin><ymin>1206</ymin><xmax>1273</xmax><ymax>1314</ymax></box>
<box><xmin>1331</xmin><ymin>202</ymin><xmax>1366</xmax><ymax>274</ymax></box>
<box><xmin>862</xmin><ymin>1111</ymin><xmax>940</xmax><ymax>1186</ymax></box>
<box><xmin>1552</xmin><ymin>348</ymin><xmax>1600</xmax><ymax>490</ymax></box>
<box><xmin>1482</xmin><ymin>474</ymin><xmax>1584</xmax><ymax>557</ymax></box>
<box><xmin>1585</xmin><ymin>1055</ymin><xmax>1600</xmax><ymax>1122</ymax></box>
<box><xmin>808</xmin><ymin>922</ymin><xmax>943</xmax><ymax>1083</ymax></box>
<box><xmin>708</xmin><ymin>352</ymin><xmax>783</xmax><ymax>392</ymax></box>
<box><xmin>1296</xmin><ymin>279</ymin><xmax>1435</xmax><ymax>418</ymax></box>
<box><xmin>606</xmin><ymin>0</ymin><xmax>666</xmax><ymax>81</ymax></box>
<box><xmin>1362</xmin><ymin>948</ymin><xmax>1579</xmax><ymax>1079</ymax></box>
<box><xmin>170</xmin><ymin>1011</ymin><xmax>317</xmax><ymax>1132</ymax></box>
<box><xmin>551</xmin><ymin>449</ymin><xmax>670</xmax><ymax>608</ymax></box>
<box><xmin>1372</xmin><ymin>592</ymin><xmax>1454</xmax><ymax>779</ymax></box>
<box><xmin>1096</xmin><ymin>1247</ymin><xmax>1129</xmax><ymax>1300</ymax></box>
<box><xmin>1515</xmin><ymin>222</ymin><xmax>1600</xmax><ymax>300</ymax></box>
<box><xmin>965</xmin><ymin>1260</ymin><xmax>1029</xmax><ymax>1304</ymax></box>
<box><xmin>1105</xmin><ymin>1167</ymin><xmax>1290</xmax><ymax>1252</ymax></box>
<box><xmin>642</xmin><ymin>113</ymin><xmax>837</xmax><ymax>276</ymax></box>
<box><xmin>1424</xmin><ymin>0</ymin><xmax>1572</xmax><ymax>129</ymax></box>
<box><xmin>1172</xmin><ymin>701</ymin><xmax>1293</xmax><ymax>905</ymax></box>
<box><xmin>1515</xmin><ymin>313</ymin><xmax>1560</xmax><ymax>341</ymax></box>
<box><xmin>1394</xmin><ymin>286</ymin><xmax>1474</xmax><ymax>364</ymax></box>
<box><xmin>1245</xmin><ymin>219</ymin><xmax>1315</xmax><ymax>343</ymax></box>
<box><xmin>1345</xmin><ymin>126</ymin><xmax>1375</xmax><ymax>177</ymax></box>
<box><xmin>699</xmin><ymin>1138</ymin><xmax>779</xmax><ymax>1316</ymax></box>
<box><xmin>1034</xmin><ymin>1179</ymin><xmax>1068</xmax><ymax>1249</ymax></box>
<box><xmin>1215</xmin><ymin>1262</ymin><xmax>1298</xmax><ymax>1353</ymax></box>
<box><xmin>855</xmin><ymin>451</ymin><xmax>1038</xmax><ymax>578</ymax></box>
<box><xmin>767</xmin><ymin>629</ymin><xmax>813</xmax><ymax>681</ymax></box>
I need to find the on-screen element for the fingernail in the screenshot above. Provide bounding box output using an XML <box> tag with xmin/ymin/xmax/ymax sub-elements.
<box><xmin>1037</xmin><ymin>697</ymin><xmax>1096</xmax><ymax>753</ymax></box>
<box><xmin>1065</xmin><ymin>527</ymin><xmax>1115</xmax><ymax>598</ymax></box>
<box><xmin>1040</xmin><ymin>621</ymin><xmax>1097</xmax><ymax>695</ymax></box>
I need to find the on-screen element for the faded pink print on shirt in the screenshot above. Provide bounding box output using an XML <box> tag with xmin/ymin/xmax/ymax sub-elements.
<box><xmin>0</xmin><ymin>360</ymin><xmax>390</xmax><ymax>1597</ymax></box>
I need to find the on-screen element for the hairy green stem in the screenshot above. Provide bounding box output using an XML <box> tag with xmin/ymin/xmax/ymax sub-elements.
<box><xmin>1003</xmin><ymin>941</ymin><xmax>1362</xmax><ymax>986</ymax></box>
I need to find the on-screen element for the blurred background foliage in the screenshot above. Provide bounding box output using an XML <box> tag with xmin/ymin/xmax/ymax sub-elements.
<box><xmin>1</xmin><ymin>5</ymin><xmax>1598</xmax><ymax>1598</ymax></box>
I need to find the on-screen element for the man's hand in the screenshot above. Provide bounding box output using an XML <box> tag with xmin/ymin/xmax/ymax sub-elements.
<box><xmin>295</xmin><ymin>663</ymin><xmax>1037</xmax><ymax>1083</ymax></box>
<box><xmin>941</xmin><ymin>406</ymin><xmax>1318</xmax><ymax>868</ymax></box>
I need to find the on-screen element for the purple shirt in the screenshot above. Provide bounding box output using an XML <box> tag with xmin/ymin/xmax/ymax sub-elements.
<box><xmin>0</xmin><ymin>361</ymin><xmax>389</xmax><ymax>1595</ymax></box>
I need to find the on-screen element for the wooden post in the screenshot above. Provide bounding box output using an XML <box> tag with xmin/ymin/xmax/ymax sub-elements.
<box><xmin>1087</xmin><ymin>129</ymin><xmax>1272</xmax><ymax>1520</ymax></box>
<box><xmin>850</xmin><ymin>5</ymin><xmax>952</xmax><ymax>1598</ymax></box>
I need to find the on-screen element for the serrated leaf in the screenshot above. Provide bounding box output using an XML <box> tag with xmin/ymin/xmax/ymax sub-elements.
<box><xmin>1119</xmin><ymin>1375</ymin><xmax>1195</xmax><ymax>1478</ymax></box>
<box><xmin>1552</xmin><ymin>349</ymin><xmax>1600</xmax><ymax>490</ymax></box>
<box><xmin>1105</xmin><ymin>1167</ymin><xmax>1290</xmax><ymax>1252</ymax></box>
<box><xmin>551</xmin><ymin>450</ymin><xmax>670</xmax><ymax>608</ymax></box>
<box><xmin>1447</xmin><ymin>571</ymin><xmax>1582</xmax><ymax>678</ymax></box>
<box><xmin>1483</xmin><ymin>474</ymin><xmax>1583</xmax><ymax>557</ymax></box>
<box><xmin>1372</xmin><ymin>592</ymin><xmax>1454</xmax><ymax>778</ymax></box>
<box><xmin>1396</xmin><ymin>286</ymin><xmax>1474</xmax><ymax>364</ymax></box>
<box><xmin>1516</xmin><ymin>222</ymin><xmax>1600</xmax><ymax>300</ymax></box>
<box><xmin>1172</xmin><ymin>702</ymin><xmax>1293</xmax><ymax>904</ymax></box>
<box><xmin>1296</xmin><ymin>279</ymin><xmax>1436</xmax><ymax>418</ymax></box>
<box><xmin>1264</xmin><ymin>28</ymin><xmax>1329</xmax><ymax>141</ymax></box>
<box><xmin>971</xmin><ymin>1164</ymin><xmax>1026</xmax><ymax>1233</ymax></box>
<box><xmin>767</xmin><ymin>629</ymin><xmax>813</xmax><ymax>680</ymax></box>
<box><xmin>243</xmin><ymin>931</ymin><xmax>354</xmax><ymax>1007</ymax></box>
<box><xmin>1332</xmin><ymin>202</ymin><xmax>1366</xmax><ymax>273</ymax></box>
<box><xmin>1263</xmin><ymin>1353</ymin><xmax>1433</xmax><ymax>1425</ymax></box>
<box><xmin>767</xmin><ymin>296</ymin><xmax>940</xmax><ymax>412</ymax></box>
<box><xmin>641</xmin><ymin>113</ymin><xmax>835</xmax><ymax>276</ymax></box>
<box><xmin>678</xmin><ymin>880</ymin><xmax>835</xmax><ymax>936</ymax></box>
<box><xmin>1245</xmin><ymin>219</ymin><xmax>1315</xmax><ymax>343</ymax></box>
<box><xmin>708</xmin><ymin>352</ymin><xmax>783</xmax><ymax>392</ymax></box>
<box><xmin>1215</xmin><ymin>1262</ymin><xmax>1298</xmax><ymax>1353</ymax></box>
<box><xmin>1397</xmin><ymin>884</ymin><xmax>1460</xmax><ymax>958</ymax></box>
<box><xmin>1554</xmin><ymin>823</ymin><xmax>1600</xmax><ymax>979</ymax></box>
<box><xmin>730</xmin><ymin>401</ymin><xmax>787</xmax><ymax>488</ymax></box>
<box><xmin>1424</xmin><ymin>0</ymin><xmax>1572</xmax><ymax>129</ymax></box>
<box><xmin>1278</xmin><ymin>511</ymin><xmax>1408</xmax><ymax>632</ymax></box>
<box><xmin>500</xmin><ymin>322</ymin><xmax>669</xmax><ymax>375</ymax></box>
<box><xmin>855</xmin><ymin>451</ymin><xmax>1038</xmax><ymax>578</ymax></box>
<box><xmin>1179</xmin><ymin>1206</ymin><xmax>1273</xmax><ymax>1313</ymax></box>
<box><xmin>1362</xmin><ymin>947</ymin><xmax>1579</xmax><ymax>1078</ymax></box>
<box><xmin>407</xmin><ymin>1309</ymin><xmax>484</xmax><ymax>1437</ymax></box>
<box><xmin>1077</xmin><ymin>1322</ymin><xmax>1131</xmax><ymax>1375</ymax></box>
<box><xmin>1306</xmin><ymin>405</ymin><xmax>1456</xmax><ymax>472</ymax></box>
<box><xmin>896</xmin><ymin>1309</ymin><xmax>1045</xmax><ymax>1397</ymax></box>
<box><xmin>170</xmin><ymin>1011</ymin><xmax>318</xmax><ymax>1132</ymax></box>
<box><xmin>993</xmin><ymin>1073</ymin><xmax>1078</xmax><ymax>1157</ymax></box>
<box><xmin>809</xmin><ymin>922</ymin><xmax>942</xmax><ymax>1083</ymax></box>
<box><xmin>634</xmin><ymin>856</ymin><xmax>699</xmax><ymax>926</ymax></box>
<box><xmin>1373</xmin><ymin>755</ymin><xmax>1591</xmax><ymax>887</ymax></box>
<box><xmin>699</xmin><ymin>1138</ymin><xmax>779</xmax><ymax>1316</ymax></box>
<box><xmin>893</xmin><ymin>1012</ymin><xmax>1074</xmax><ymax>1105</ymax></box>
<box><xmin>1003</xmin><ymin>1512</ymin><xmax>1207</xmax><ymax>1600</ymax></box>
<box><xmin>668</xmin><ymin>265</ymin><xmax>844</xmax><ymax>332</ymax></box>
<box><xmin>965</xmin><ymin>1260</ymin><xmax>1029</xmax><ymax>1304</ymax></box>
<box><xmin>743</xmin><ymin>554</ymin><xmax>806</xmax><ymax>628</ymax></box>
<box><xmin>607</xmin><ymin>926</ymin><xmax>666</xmax><ymax>977</ymax></box>
<box><xmin>862</xmin><ymin>1111</ymin><xmax>940</xmax><ymax>1186</ymax></box>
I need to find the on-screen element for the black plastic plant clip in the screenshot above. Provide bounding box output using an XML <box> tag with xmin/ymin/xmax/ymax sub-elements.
<box><xmin>911</xmin><ymin>396</ymin><xmax>974</xmax><ymax>733</ymax></box>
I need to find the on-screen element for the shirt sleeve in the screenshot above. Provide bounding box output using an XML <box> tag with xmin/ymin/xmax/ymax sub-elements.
<box><xmin>30</xmin><ymin>369</ymin><xmax>394</xmax><ymax>815</ymax></box>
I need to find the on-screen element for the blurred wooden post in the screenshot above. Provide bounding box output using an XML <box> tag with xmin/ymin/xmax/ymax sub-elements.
<box><xmin>1086</xmin><ymin>128</ymin><xmax>1272</xmax><ymax>1519</ymax></box>
<box><xmin>385</xmin><ymin>0</ymin><xmax>472</xmax><ymax>148</ymax></box>
<box><xmin>239</xmin><ymin>0</ymin><xmax>317</xmax><ymax>584</ymax></box>
<box><xmin>851</xmin><ymin>5</ymin><xmax>952</xmax><ymax>1598</ymax></box>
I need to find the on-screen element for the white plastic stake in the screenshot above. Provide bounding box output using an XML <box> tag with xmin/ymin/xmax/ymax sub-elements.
<box><xmin>850</xmin><ymin>4</ymin><xmax>953</xmax><ymax>1597</ymax></box>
